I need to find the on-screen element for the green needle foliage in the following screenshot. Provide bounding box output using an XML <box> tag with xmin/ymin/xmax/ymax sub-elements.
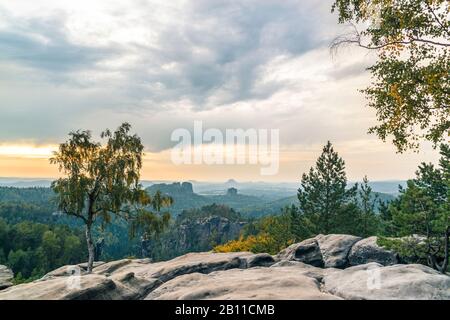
<box><xmin>380</xmin><ymin>144</ymin><xmax>449</xmax><ymax>272</ymax></box>
<box><xmin>331</xmin><ymin>0</ymin><xmax>449</xmax><ymax>152</ymax></box>
<box><xmin>297</xmin><ymin>141</ymin><xmax>358</xmax><ymax>235</ymax></box>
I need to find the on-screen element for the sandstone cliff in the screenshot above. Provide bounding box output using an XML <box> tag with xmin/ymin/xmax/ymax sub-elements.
<box><xmin>0</xmin><ymin>234</ymin><xmax>448</xmax><ymax>300</ymax></box>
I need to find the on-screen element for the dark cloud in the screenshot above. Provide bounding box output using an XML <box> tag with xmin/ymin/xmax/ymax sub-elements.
<box><xmin>110</xmin><ymin>0</ymin><xmax>336</xmax><ymax>108</ymax></box>
<box><xmin>0</xmin><ymin>0</ymin><xmax>371</xmax><ymax>152</ymax></box>
<box><xmin>0</xmin><ymin>9</ymin><xmax>121</xmax><ymax>84</ymax></box>
<box><xmin>0</xmin><ymin>1</ymin><xmax>335</xmax><ymax>105</ymax></box>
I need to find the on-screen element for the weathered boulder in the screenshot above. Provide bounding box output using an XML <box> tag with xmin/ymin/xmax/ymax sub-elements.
<box><xmin>317</xmin><ymin>234</ymin><xmax>362</xmax><ymax>268</ymax></box>
<box><xmin>0</xmin><ymin>274</ymin><xmax>114</xmax><ymax>300</ymax></box>
<box><xmin>323</xmin><ymin>262</ymin><xmax>450</xmax><ymax>300</ymax></box>
<box><xmin>145</xmin><ymin>267</ymin><xmax>341</xmax><ymax>300</ymax></box>
<box><xmin>348</xmin><ymin>236</ymin><xmax>398</xmax><ymax>266</ymax></box>
<box><xmin>0</xmin><ymin>265</ymin><xmax>13</xmax><ymax>290</ymax></box>
<box><xmin>276</xmin><ymin>237</ymin><xmax>324</xmax><ymax>267</ymax></box>
<box><xmin>270</xmin><ymin>260</ymin><xmax>340</xmax><ymax>282</ymax></box>
<box><xmin>122</xmin><ymin>252</ymin><xmax>258</xmax><ymax>283</ymax></box>
<box><xmin>93</xmin><ymin>259</ymin><xmax>134</xmax><ymax>275</ymax></box>
<box><xmin>0</xmin><ymin>252</ymin><xmax>263</xmax><ymax>300</ymax></box>
<box><xmin>42</xmin><ymin>261</ymin><xmax>106</xmax><ymax>280</ymax></box>
<box><xmin>0</xmin><ymin>236</ymin><xmax>447</xmax><ymax>300</ymax></box>
<box><xmin>277</xmin><ymin>234</ymin><xmax>362</xmax><ymax>268</ymax></box>
<box><xmin>241</xmin><ymin>253</ymin><xmax>275</xmax><ymax>268</ymax></box>
<box><xmin>88</xmin><ymin>252</ymin><xmax>271</xmax><ymax>283</ymax></box>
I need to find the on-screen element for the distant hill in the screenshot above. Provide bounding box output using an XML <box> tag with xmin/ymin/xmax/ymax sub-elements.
<box><xmin>365</xmin><ymin>181</ymin><xmax>406</xmax><ymax>195</ymax></box>
<box><xmin>239</xmin><ymin>192</ymin><xmax>396</xmax><ymax>217</ymax></box>
<box><xmin>0</xmin><ymin>181</ymin><xmax>400</xmax><ymax>218</ymax></box>
<box><xmin>146</xmin><ymin>181</ymin><xmax>398</xmax><ymax>217</ymax></box>
<box><xmin>189</xmin><ymin>180</ymin><xmax>405</xmax><ymax>199</ymax></box>
<box><xmin>0</xmin><ymin>178</ymin><xmax>52</xmax><ymax>188</ymax></box>
<box><xmin>146</xmin><ymin>182</ymin><xmax>264</xmax><ymax>216</ymax></box>
<box><xmin>0</xmin><ymin>186</ymin><xmax>54</xmax><ymax>206</ymax></box>
<box><xmin>0</xmin><ymin>177</ymin><xmax>405</xmax><ymax>196</ymax></box>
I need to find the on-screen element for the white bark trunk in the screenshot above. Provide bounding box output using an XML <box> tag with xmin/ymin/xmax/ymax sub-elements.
<box><xmin>85</xmin><ymin>223</ymin><xmax>95</xmax><ymax>273</ymax></box>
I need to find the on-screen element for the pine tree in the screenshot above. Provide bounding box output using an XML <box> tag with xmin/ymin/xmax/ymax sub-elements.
<box><xmin>297</xmin><ymin>141</ymin><xmax>357</xmax><ymax>234</ymax></box>
<box><xmin>357</xmin><ymin>176</ymin><xmax>380</xmax><ymax>237</ymax></box>
<box><xmin>382</xmin><ymin>144</ymin><xmax>449</xmax><ymax>273</ymax></box>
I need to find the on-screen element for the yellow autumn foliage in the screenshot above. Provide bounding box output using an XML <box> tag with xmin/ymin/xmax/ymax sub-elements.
<box><xmin>213</xmin><ymin>233</ymin><xmax>290</xmax><ymax>255</ymax></box>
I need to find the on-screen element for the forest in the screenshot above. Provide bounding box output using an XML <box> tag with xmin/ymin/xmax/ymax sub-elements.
<box><xmin>0</xmin><ymin>0</ymin><xmax>448</xmax><ymax>281</ymax></box>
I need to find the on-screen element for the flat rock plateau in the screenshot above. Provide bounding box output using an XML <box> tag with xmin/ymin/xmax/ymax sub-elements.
<box><xmin>0</xmin><ymin>234</ymin><xmax>448</xmax><ymax>300</ymax></box>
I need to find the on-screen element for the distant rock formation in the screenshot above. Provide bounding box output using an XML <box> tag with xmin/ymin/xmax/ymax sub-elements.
<box><xmin>0</xmin><ymin>265</ymin><xmax>13</xmax><ymax>290</ymax></box>
<box><xmin>147</xmin><ymin>215</ymin><xmax>246</xmax><ymax>260</ymax></box>
<box><xmin>175</xmin><ymin>216</ymin><xmax>244</xmax><ymax>252</ymax></box>
<box><xmin>147</xmin><ymin>182</ymin><xmax>194</xmax><ymax>195</ymax></box>
<box><xmin>277</xmin><ymin>234</ymin><xmax>398</xmax><ymax>268</ymax></box>
<box><xmin>180</xmin><ymin>182</ymin><xmax>193</xmax><ymax>193</ymax></box>
<box><xmin>0</xmin><ymin>234</ymin><xmax>448</xmax><ymax>300</ymax></box>
<box><xmin>226</xmin><ymin>187</ymin><xmax>238</xmax><ymax>196</ymax></box>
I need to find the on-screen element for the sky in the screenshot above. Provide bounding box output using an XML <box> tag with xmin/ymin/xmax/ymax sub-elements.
<box><xmin>0</xmin><ymin>0</ymin><xmax>441</xmax><ymax>182</ymax></box>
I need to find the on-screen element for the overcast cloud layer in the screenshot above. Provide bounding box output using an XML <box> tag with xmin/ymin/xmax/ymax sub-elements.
<box><xmin>0</xmin><ymin>0</ymin><xmax>381</xmax><ymax>150</ymax></box>
<box><xmin>1</xmin><ymin>0</ymin><xmax>443</xmax><ymax>182</ymax></box>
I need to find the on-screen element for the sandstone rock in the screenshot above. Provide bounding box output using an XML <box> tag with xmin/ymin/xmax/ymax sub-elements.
<box><xmin>109</xmin><ymin>271</ymin><xmax>161</xmax><ymax>300</ymax></box>
<box><xmin>0</xmin><ymin>237</ymin><xmax>447</xmax><ymax>300</ymax></box>
<box><xmin>145</xmin><ymin>267</ymin><xmax>341</xmax><ymax>300</ymax></box>
<box><xmin>93</xmin><ymin>259</ymin><xmax>133</xmax><ymax>275</ymax></box>
<box><xmin>0</xmin><ymin>265</ymin><xmax>13</xmax><ymax>290</ymax></box>
<box><xmin>0</xmin><ymin>270</ymin><xmax>160</xmax><ymax>300</ymax></box>
<box><xmin>241</xmin><ymin>253</ymin><xmax>275</xmax><ymax>268</ymax></box>
<box><xmin>0</xmin><ymin>252</ymin><xmax>259</xmax><ymax>300</ymax></box>
<box><xmin>348</xmin><ymin>236</ymin><xmax>398</xmax><ymax>266</ymax></box>
<box><xmin>42</xmin><ymin>261</ymin><xmax>106</xmax><ymax>280</ymax></box>
<box><xmin>317</xmin><ymin>234</ymin><xmax>362</xmax><ymax>268</ymax></box>
<box><xmin>41</xmin><ymin>265</ymin><xmax>87</xmax><ymax>280</ymax></box>
<box><xmin>0</xmin><ymin>274</ymin><xmax>115</xmax><ymax>300</ymax></box>
<box><xmin>276</xmin><ymin>237</ymin><xmax>324</xmax><ymax>267</ymax></box>
<box><xmin>276</xmin><ymin>234</ymin><xmax>362</xmax><ymax>268</ymax></box>
<box><xmin>323</xmin><ymin>262</ymin><xmax>450</xmax><ymax>300</ymax></box>
<box><xmin>129</xmin><ymin>252</ymin><xmax>257</xmax><ymax>282</ymax></box>
<box><xmin>270</xmin><ymin>260</ymin><xmax>341</xmax><ymax>282</ymax></box>
<box><xmin>78</xmin><ymin>261</ymin><xmax>106</xmax><ymax>270</ymax></box>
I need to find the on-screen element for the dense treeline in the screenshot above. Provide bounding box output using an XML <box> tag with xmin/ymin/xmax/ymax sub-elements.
<box><xmin>216</xmin><ymin>141</ymin><xmax>383</xmax><ymax>254</ymax></box>
<box><xmin>176</xmin><ymin>203</ymin><xmax>242</xmax><ymax>223</ymax></box>
<box><xmin>0</xmin><ymin>193</ymin><xmax>139</xmax><ymax>280</ymax></box>
<box><xmin>379</xmin><ymin>144</ymin><xmax>449</xmax><ymax>272</ymax></box>
<box><xmin>0</xmin><ymin>192</ymin><xmax>246</xmax><ymax>281</ymax></box>
<box><xmin>215</xmin><ymin>142</ymin><xmax>449</xmax><ymax>273</ymax></box>
<box><xmin>144</xmin><ymin>204</ymin><xmax>245</xmax><ymax>261</ymax></box>
<box><xmin>1</xmin><ymin>142</ymin><xmax>447</xmax><ymax>278</ymax></box>
<box><xmin>0</xmin><ymin>218</ymin><xmax>86</xmax><ymax>283</ymax></box>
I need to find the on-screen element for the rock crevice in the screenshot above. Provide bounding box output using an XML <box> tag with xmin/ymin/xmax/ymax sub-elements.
<box><xmin>0</xmin><ymin>234</ymin><xmax>448</xmax><ymax>300</ymax></box>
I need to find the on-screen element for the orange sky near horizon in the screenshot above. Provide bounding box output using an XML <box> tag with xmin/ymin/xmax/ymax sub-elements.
<box><xmin>0</xmin><ymin>0</ymin><xmax>447</xmax><ymax>185</ymax></box>
<box><xmin>0</xmin><ymin>142</ymin><xmax>442</xmax><ymax>182</ymax></box>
